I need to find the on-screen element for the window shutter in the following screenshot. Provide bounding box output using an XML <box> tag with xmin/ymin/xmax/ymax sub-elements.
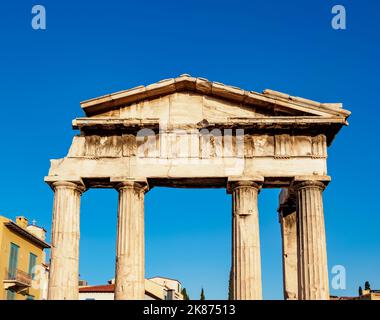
<box><xmin>28</xmin><ymin>253</ymin><xmax>37</xmax><ymax>279</ymax></box>
<box><xmin>8</xmin><ymin>243</ymin><xmax>19</xmax><ymax>279</ymax></box>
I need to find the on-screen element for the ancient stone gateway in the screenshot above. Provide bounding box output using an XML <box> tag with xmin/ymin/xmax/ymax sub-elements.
<box><xmin>45</xmin><ymin>75</ymin><xmax>350</xmax><ymax>300</ymax></box>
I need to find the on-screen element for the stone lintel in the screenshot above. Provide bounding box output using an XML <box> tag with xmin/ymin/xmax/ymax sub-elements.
<box><xmin>226</xmin><ymin>176</ymin><xmax>264</xmax><ymax>194</ymax></box>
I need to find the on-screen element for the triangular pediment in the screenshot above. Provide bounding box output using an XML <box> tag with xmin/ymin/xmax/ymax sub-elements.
<box><xmin>77</xmin><ymin>75</ymin><xmax>350</xmax><ymax>135</ymax></box>
<box><xmin>79</xmin><ymin>75</ymin><xmax>350</xmax><ymax>122</ymax></box>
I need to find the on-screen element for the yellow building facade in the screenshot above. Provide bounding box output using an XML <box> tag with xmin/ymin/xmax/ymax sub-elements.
<box><xmin>0</xmin><ymin>216</ymin><xmax>50</xmax><ymax>300</ymax></box>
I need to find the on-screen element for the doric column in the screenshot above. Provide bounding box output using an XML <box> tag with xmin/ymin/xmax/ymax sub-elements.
<box><xmin>278</xmin><ymin>188</ymin><xmax>298</xmax><ymax>300</ymax></box>
<box><xmin>293</xmin><ymin>179</ymin><xmax>329</xmax><ymax>300</ymax></box>
<box><xmin>228</xmin><ymin>179</ymin><xmax>263</xmax><ymax>300</ymax></box>
<box><xmin>48</xmin><ymin>180</ymin><xmax>85</xmax><ymax>300</ymax></box>
<box><xmin>114</xmin><ymin>180</ymin><xmax>148</xmax><ymax>300</ymax></box>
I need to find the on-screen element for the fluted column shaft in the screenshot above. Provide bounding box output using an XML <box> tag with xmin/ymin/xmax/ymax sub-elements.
<box><xmin>294</xmin><ymin>180</ymin><xmax>329</xmax><ymax>300</ymax></box>
<box><xmin>279</xmin><ymin>209</ymin><xmax>298</xmax><ymax>300</ymax></box>
<box><xmin>114</xmin><ymin>180</ymin><xmax>148</xmax><ymax>300</ymax></box>
<box><xmin>48</xmin><ymin>181</ymin><xmax>84</xmax><ymax>300</ymax></box>
<box><xmin>230</xmin><ymin>181</ymin><xmax>262</xmax><ymax>300</ymax></box>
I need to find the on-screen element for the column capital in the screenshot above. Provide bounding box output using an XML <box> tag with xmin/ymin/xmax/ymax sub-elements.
<box><xmin>44</xmin><ymin>176</ymin><xmax>86</xmax><ymax>193</ymax></box>
<box><xmin>227</xmin><ymin>176</ymin><xmax>264</xmax><ymax>194</ymax></box>
<box><xmin>111</xmin><ymin>177</ymin><xmax>149</xmax><ymax>193</ymax></box>
<box><xmin>291</xmin><ymin>175</ymin><xmax>331</xmax><ymax>191</ymax></box>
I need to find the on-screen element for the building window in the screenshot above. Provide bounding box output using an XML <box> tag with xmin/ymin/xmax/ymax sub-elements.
<box><xmin>28</xmin><ymin>253</ymin><xmax>37</xmax><ymax>279</ymax></box>
<box><xmin>7</xmin><ymin>290</ymin><xmax>16</xmax><ymax>300</ymax></box>
<box><xmin>8</xmin><ymin>243</ymin><xmax>19</xmax><ymax>279</ymax></box>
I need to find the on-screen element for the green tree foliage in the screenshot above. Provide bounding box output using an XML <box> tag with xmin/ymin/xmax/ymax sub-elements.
<box><xmin>181</xmin><ymin>288</ymin><xmax>190</xmax><ymax>300</ymax></box>
<box><xmin>228</xmin><ymin>269</ymin><xmax>233</xmax><ymax>300</ymax></box>
<box><xmin>200</xmin><ymin>288</ymin><xmax>205</xmax><ymax>300</ymax></box>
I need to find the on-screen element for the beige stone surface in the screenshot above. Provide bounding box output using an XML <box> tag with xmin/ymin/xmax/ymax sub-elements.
<box><xmin>45</xmin><ymin>75</ymin><xmax>350</xmax><ymax>300</ymax></box>
<box><xmin>229</xmin><ymin>180</ymin><xmax>263</xmax><ymax>300</ymax></box>
<box><xmin>293</xmin><ymin>180</ymin><xmax>330</xmax><ymax>300</ymax></box>
<box><xmin>48</xmin><ymin>181</ymin><xmax>84</xmax><ymax>300</ymax></box>
<box><xmin>114</xmin><ymin>180</ymin><xmax>148</xmax><ymax>300</ymax></box>
<box><xmin>279</xmin><ymin>211</ymin><xmax>298</xmax><ymax>300</ymax></box>
<box><xmin>278</xmin><ymin>188</ymin><xmax>298</xmax><ymax>300</ymax></box>
<box><xmin>80</xmin><ymin>75</ymin><xmax>350</xmax><ymax>119</ymax></box>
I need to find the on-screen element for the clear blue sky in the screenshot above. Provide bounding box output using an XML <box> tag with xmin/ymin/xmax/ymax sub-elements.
<box><xmin>0</xmin><ymin>0</ymin><xmax>379</xmax><ymax>299</ymax></box>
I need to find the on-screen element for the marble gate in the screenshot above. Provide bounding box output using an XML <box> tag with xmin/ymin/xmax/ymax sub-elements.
<box><xmin>45</xmin><ymin>75</ymin><xmax>350</xmax><ymax>300</ymax></box>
